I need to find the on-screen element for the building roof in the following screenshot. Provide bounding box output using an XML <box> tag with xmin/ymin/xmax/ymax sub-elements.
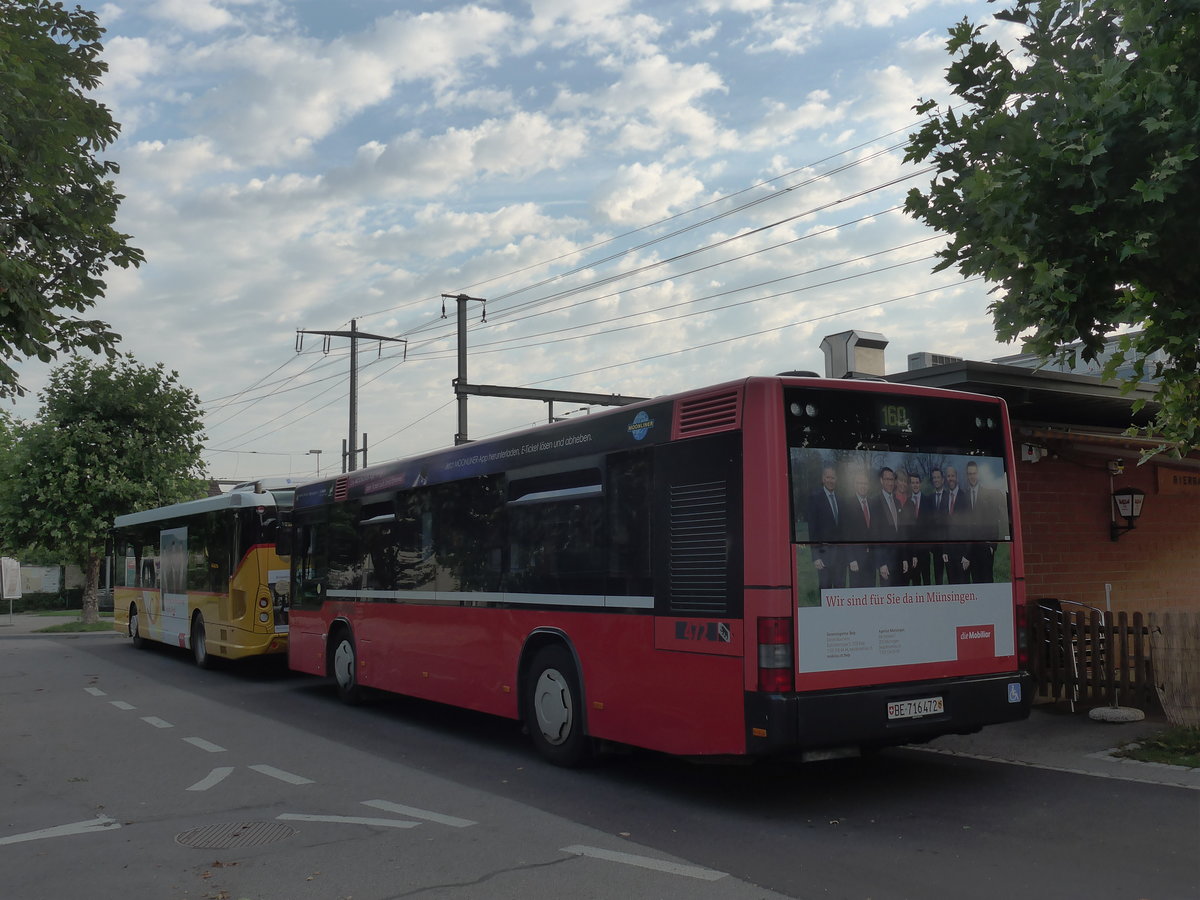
<box><xmin>885</xmin><ymin>360</ymin><xmax>1160</xmax><ymax>430</ymax></box>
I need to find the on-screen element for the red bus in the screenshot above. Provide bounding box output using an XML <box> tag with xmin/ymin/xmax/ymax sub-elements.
<box><xmin>286</xmin><ymin>375</ymin><xmax>1031</xmax><ymax>764</ymax></box>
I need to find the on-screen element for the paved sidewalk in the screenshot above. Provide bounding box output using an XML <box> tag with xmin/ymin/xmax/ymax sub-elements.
<box><xmin>4</xmin><ymin>613</ymin><xmax>1195</xmax><ymax>786</ymax></box>
<box><xmin>914</xmin><ymin>703</ymin><xmax>1199</xmax><ymax>788</ymax></box>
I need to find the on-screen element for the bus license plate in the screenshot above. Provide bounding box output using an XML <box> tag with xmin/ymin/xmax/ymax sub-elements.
<box><xmin>888</xmin><ymin>697</ymin><xmax>944</xmax><ymax>720</ymax></box>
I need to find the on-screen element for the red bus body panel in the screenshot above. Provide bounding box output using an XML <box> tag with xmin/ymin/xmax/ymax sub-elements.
<box><xmin>290</xmin><ymin>604</ymin><xmax>747</xmax><ymax>755</ymax></box>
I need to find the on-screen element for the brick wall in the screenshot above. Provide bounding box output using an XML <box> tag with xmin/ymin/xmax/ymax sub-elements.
<box><xmin>1015</xmin><ymin>448</ymin><xmax>1200</xmax><ymax>614</ymax></box>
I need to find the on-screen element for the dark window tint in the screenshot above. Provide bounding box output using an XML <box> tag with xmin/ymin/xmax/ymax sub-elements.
<box><xmin>186</xmin><ymin>513</ymin><xmax>230</xmax><ymax>593</ymax></box>
<box><xmin>607</xmin><ymin>450</ymin><xmax>653</xmax><ymax>596</ymax></box>
<box><xmin>506</xmin><ymin>466</ymin><xmax>604</xmax><ymax>595</ymax></box>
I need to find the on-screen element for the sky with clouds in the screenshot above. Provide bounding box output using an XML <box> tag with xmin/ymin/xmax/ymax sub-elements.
<box><xmin>15</xmin><ymin>0</ymin><xmax>1029</xmax><ymax>482</ymax></box>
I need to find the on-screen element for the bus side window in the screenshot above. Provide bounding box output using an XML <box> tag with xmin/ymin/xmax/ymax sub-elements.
<box><xmin>607</xmin><ymin>451</ymin><xmax>653</xmax><ymax>597</ymax></box>
<box><xmin>326</xmin><ymin>502</ymin><xmax>360</xmax><ymax>590</ymax></box>
<box><xmin>432</xmin><ymin>476</ymin><xmax>503</xmax><ymax>593</ymax></box>
<box><xmin>360</xmin><ymin>521</ymin><xmax>395</xmax><ymax>590</ymax></box>
<box><xmin>185</xmin><ymin>512</ymin><xmax>229</xmax><ymax>593</ymax></box>
<box><xmin>118</xmin><ymin>537</ymin><xmax>151</xmax><ymax>589</ymax></box>
<box><xmin>506</xmin><ymin>470</ymin><xmax>606</xmax><ymax>596</ymax></box>
<box><xmin>392</xmin><ymin>494</ymin><xmax>435</xmax><ymax>591</ymax></box>
<box><xmin>137</xmin><ymin>536</ymin><xmax>159</xmax><ymax>590</ymax></box>
<box><xmin>293</xmin><ymin>520</ymin><xmax>323</xmax><ymax>609</ymax></box>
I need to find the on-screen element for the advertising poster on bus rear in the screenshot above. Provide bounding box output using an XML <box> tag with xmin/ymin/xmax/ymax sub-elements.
<box><xmin>789</xmin><ymin>446</ymin><xmax>1016</xmax><ymax>684</ymax></box>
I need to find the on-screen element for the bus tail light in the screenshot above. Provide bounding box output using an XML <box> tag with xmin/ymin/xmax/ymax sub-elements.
<box><xmin>1016</xmin><ymin>602</ymin><xmax>1030</xmax><ymax>669</ymax></box>
<box><xmin>757</xmin><ymin>617</ymin><xmax>794</xmax><ymax>692</ymax></box>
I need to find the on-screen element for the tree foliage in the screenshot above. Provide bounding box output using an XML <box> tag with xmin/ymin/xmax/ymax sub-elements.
<box><xmin>905</xmin><ymin>0</ymin><xmax>1200</xmax><ymax>454</ymax></box>
<box><xmin>0</xmin><ymin>0</ymin><xmax>143</xmax><ymax>398</ymax></box>
<box><xmin>0</xmin><ymin>356</ymin><xmax>207</xmax><ymax>622</ymax></box>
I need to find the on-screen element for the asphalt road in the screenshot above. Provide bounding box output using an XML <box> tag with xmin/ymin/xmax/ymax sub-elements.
<box><xmin>2</xmin><ymin>632</ymin><xmax>1197</xmax><ymax>900</ymax></box>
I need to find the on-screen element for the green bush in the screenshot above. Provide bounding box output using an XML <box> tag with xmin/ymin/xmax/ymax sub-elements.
<box><xmin>5</xmin><ymin>588</ymin><xmax>84</xmax><ymax>613</ymax></box>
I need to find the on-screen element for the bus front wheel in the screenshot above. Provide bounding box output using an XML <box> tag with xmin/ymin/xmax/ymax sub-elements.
<box><xmin>330</xmin><ymin>632</ymin><xmax>364</xmax><ymax>705</ymax></box>
<box><xmin>525</xmin><ymin>645</ymin><xmax>592</xmax><ymax>767</ymax></box>
<box><xmin>191</xmin><ymin>615</ymin><xmax>213</xmax><ymax>669</ymax></box>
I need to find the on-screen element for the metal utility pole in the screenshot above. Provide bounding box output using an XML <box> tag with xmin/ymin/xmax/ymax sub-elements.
<box><xmin>442</xmin><ymin>294</ymin><xmax>486</xmax><ymax>445</ymax></box>
<box><xmin>296</xmin><ymin>319</ymin><xmax>406</xmax><ymax>471</ymax></box>
<box><xmin>441</xmin><ymin>292</ymin><xmax>646</xmax><ymax>444</ymax></box>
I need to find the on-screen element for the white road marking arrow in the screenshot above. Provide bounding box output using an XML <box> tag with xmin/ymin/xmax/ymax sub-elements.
<box><xmin>0</xmin><ymin>816</ymin><xmax>120</xmax><ymax>846</ymax></box>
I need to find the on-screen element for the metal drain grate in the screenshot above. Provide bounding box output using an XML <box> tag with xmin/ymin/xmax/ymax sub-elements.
<box><xmin>175</xmin><ymin>821</ymin><xmax>296</xmax><ymax>849</ymax></box>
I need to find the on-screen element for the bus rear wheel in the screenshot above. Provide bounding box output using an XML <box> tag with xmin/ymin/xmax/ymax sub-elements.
<box><xmin>525</xmin><ymin>645</ymin><xmax>592</xmax><ymax>767</ymax></box>
<box><xmin>191</xmin><ymin>615</ymin><xmax>213</xmax><ymax>669</ymax></box>
<box><xmin>330</xmin><ymin>632</ymin><xmax>364</xmax><ymax>705</ymax></box>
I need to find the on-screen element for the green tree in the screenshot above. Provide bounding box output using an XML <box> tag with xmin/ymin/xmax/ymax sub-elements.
<box><xmin>904</xmin><ymin>0</ymin><xmax>1200</xmax><ymax>454</ymax></box>
<box><xmin>0</xmin><ymin>0</ymin><xmax>143</xmax><ymax>398</ymax></box>
<box><xmin>0</xmin><ymin>356</ymin><xmax>207</xmax><ymax>623</ymax></box>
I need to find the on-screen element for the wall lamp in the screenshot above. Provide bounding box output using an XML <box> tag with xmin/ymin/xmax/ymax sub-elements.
<box><xmin>1110</xmin><ymin>486</ymin><xmax>1146</xmax><ymax>541</ymax></box>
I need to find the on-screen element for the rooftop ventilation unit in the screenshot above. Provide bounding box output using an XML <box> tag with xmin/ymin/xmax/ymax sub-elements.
<box><xmin>907</xmin><ymin>351</ymin><xmax>963</xmax><ymax>370</ymax></box>
<box><xmin>820</xmin><ymin>330</ymin><xmax>888</xmax><ymax>378</ymax></box>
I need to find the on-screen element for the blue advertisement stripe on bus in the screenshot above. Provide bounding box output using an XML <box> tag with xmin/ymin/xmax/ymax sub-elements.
<box><xmin>295</xmin><ymin>400</ymin><xmax>675</xmax><ymax>508</ymax></box>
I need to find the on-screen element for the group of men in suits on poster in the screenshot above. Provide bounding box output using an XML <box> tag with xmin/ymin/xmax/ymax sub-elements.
<box><xmin>807</xmin><ymin>460</ymin><xmax>1006</xmax><ymax>591</ymax></box>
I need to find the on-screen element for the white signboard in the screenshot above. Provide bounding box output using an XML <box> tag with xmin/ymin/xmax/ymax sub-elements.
<box><xmin>796</xmin><ymin>583</ymin><xmax>1015</xmax><ymax>673</ymax></box>
<box><xmin>1</xmin><ymin>557</ymin><xmax>21</xmax><ymax>600</ymax></box>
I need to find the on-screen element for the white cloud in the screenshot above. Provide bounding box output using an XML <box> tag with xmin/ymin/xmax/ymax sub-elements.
<box><xmin>699</xmin><ymin>0</ymin><xmax>773</xmax><ymax>12</ymax></box>
<box><xmin>594</xmin><ymin>162</ymin><xmax>707</xmax><ymax>225</ymax></box>
<box><xmin>555</xmin><ymin>54</ymin><xmax>732</xmax><ymax>153</ymax></box>
<box><xmin>527</xmin><ymin>0</ymin><xmax>663</xmax><ymax>54</ymax></box>
<box><xmin>160</xmin><ymin>6</ymin><xmax>517</xmax><ymax>164</ymax></box>
<box><xmin>742</xmin><ymin>91</ymin><xmax>850</xmax><ymax>150</ymax></box>
<box><xmin>676</xmin><ymin>24</ymin><xmax>720</xmax><ymax>49</ymax></box>
<box><xmin>99</xmin><ymin>36</ymin><xmax>165</xmax><ymax>92</ymax></box>
<box><xmin>340</xmin><ymin>111</ymin><xmax>591</xmax><ymax>200</ymax></box>
<box><xmin>148</xmin><ymin>0</ymin><xmax>236</xmax><ymax>32</ymax></box>
<box><xmin>822</xmin><ymin>1</ymin><xmax>949</xmax><ymax>29</ymax></box>
<box><xmin>123</xmin><ymin>137</ymin><xmax>238</xmax><ymax>189</ymax></box>
<box><xmin>99</xmin><ymin>4</ymin><xmax>126</xmax><ymax>25</ymax></box>
<box><xmin>384</xmin><ymin>203</ymin><xmax>579</xmax><ymax>261</ymax></box>
<box><xmin>706</xmin><ymin>0</ymin><xmax>966</xmax><ymax>54</ymax></box>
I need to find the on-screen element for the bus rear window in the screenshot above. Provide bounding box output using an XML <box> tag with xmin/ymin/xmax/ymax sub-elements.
<box><xmin>786</xmin><ymin>388</ymin><xmax>1012</xmax><ymax>546</ymax></box>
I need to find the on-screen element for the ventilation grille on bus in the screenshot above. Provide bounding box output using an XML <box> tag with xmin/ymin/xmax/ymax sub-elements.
<box><xmin>668</xmin><ymin>480</ymin><xmax>729</xmax><ymax>615</ymax></box>
<box><xmin>674</xmin><ymin>388</ymin><xmax>741</xmax><ymax>438</ymax></box>
<box><xmin>333</xmin><ymin>476</ymin><xmax>349</xmax><ymax>503</ymax></box>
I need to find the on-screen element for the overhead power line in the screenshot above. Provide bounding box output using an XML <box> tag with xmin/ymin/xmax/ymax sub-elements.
<box><xmin>349</xmin><ymin>116</ymin><xmax>931</xmax><ymax>325</ymax></box>
<box><xmin>200</xmin><ymin>120</ymin><xmax>954</xmax><ymax>450</ymax></box>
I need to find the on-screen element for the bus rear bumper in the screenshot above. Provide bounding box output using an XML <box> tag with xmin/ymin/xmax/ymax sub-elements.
<box><xmin>744</xmin><ymin>672</ymin><xmax>1034</xmax><ymax>758</ymax></box>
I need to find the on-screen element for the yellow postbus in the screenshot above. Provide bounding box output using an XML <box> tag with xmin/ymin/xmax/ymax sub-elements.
<box><xmin>112</xmin><ymin>479</ymin><xmax>296</xmax><ymax>666</ymax></box>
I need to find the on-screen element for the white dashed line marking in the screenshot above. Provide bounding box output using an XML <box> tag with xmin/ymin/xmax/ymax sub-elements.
<box><xmin>187</xmin><ymin>767</ymin><xmax>235</xmax><ymax>792</ymax></box>
<box><xmin>183</xmin><ymin>737</ymin><xmax>227</xmax><ymax>753</ymax></box>
<box><xmin>361</xmin><ymin>799</ymin><xmax>476</xmax><ymax>828</ymax></box>
<box><xmin>141</xmin><ymin>716</ymin><xmax>173</xmax><ymax>729</ymax></box>
<box><xmin>109</xmin><ymin>700</ymin><xmax>135</xmax><ymax>710</ymax></box>
<box><xmin>249</xmin><ymin>764</ymin><xmax>313</xmax><ymax>785</ymax></box>
<box><xmin>84</xmin><ymin>687</ymin><xmax>106</xmax><ymax>697</ymax></box>
<box><xmin>560</xmin><ymin>845</ymin><xmax>727</xmax><ymax>881</ymax></box>
<box><xmin>278</xmin><ymin>814</ymin><xmax>419</xmax><ymax>829</ymax></box>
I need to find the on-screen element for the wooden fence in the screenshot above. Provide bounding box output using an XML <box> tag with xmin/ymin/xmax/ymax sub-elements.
<box><xmin>1028</xmin><ymin>603</ymin><xmax>1156</xmax><ymax>711</ymax></box>
<box><xmin>1150</xmin><ymin>611</ymin><xmax>1200</xmax><ymax>726</ymax></box>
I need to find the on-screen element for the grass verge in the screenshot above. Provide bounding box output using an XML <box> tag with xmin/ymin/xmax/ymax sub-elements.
<box><xmin>35</xmin><ymin>621</ymin><xmax>115</xmax><ymax>633</ymax></box>
<box><xmin>1116</xmin><ymin>726</ymin><xmax>1200</xmax><ymax>768</ymax></box>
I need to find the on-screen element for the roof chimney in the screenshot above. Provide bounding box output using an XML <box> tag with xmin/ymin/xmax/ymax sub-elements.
<box><xmin>820</xmin><ymin>330</ymin><xmax>888</xmax><ymax>378</ymax></box>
